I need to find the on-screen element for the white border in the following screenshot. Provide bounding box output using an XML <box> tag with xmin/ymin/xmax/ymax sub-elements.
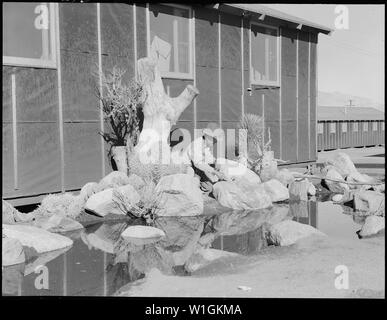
<box><xmin>146</xmin><ymin>3</ymin><xmax>194</xmax><ymax>80</ymax></box>
<box><xmin>3</xmin><ymin>3</ymin><xmax>57</xmax><ymax>69</ymax></box>
<box><xmin>249</xmin><ymin>21</ymin><xmax>280</xmax><ymax>87</ymax></box>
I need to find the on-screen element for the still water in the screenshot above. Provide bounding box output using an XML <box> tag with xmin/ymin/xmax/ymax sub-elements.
<box><xmin>2</xmin><ymin>199</ymin><xmax>367</xmax><ymax>296</ymax></box>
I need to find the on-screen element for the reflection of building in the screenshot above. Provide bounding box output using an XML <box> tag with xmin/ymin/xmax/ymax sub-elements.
<box><xmin>3</xmin><ymin>3</ymin><xmax>331</xmax><ymax>206</ymax></box>
<box><xmin>291</xmin><ymin>200</ymin><xmax>318</xmax><ymax>229</ymax></box>
<box><xmin>317</xmin><ymin>106</ymin><xmax>385</xmax><ymax>151</ymax></box>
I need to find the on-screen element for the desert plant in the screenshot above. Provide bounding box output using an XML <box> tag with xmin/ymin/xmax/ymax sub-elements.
<box><xmin>94</xmin><ymin>66</ymin><xmax>145</xmax><ymax>154</ymax></box>
<box><xmin>238</xmin><ymin>113</ymin><xmax>272</xmax><ymax>173</ymax></box>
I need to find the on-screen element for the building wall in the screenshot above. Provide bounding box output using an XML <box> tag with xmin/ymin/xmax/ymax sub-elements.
<box><xmin>3</xmin><ymin>3</ymin><xmax>320</xmax><ymax>203</ymax></box>
<box><xmin>317</xmin><ymin>120</ymin><xmax>385</xmax><ymax>151</ymax></box>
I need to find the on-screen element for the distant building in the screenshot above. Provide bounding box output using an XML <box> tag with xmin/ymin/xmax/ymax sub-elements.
<box><xmin>317</xmin><ymin>106</ymin><xmax>385</xmax><ymax>151</ymax></box>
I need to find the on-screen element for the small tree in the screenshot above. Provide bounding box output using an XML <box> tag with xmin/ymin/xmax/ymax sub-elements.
<box><xmin>94</xmin><ymin>66</ymin><xmax>145</xmax><ymax>154</ymax></box>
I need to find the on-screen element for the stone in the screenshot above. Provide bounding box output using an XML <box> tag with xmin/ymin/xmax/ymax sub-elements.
<box><xmin>265</xmin><ymin>220</ymin><xmax>325</xmax><ymax>246</ymax></box>
<box><xmin>202</xmin><ymin>194</ymin><xmax>231</xmax><ymax>216</ymax></box>
<box><xmin>359</xmin><ymin>216</ymin><xmax>385</xmax><ymax>238</ymax></box>
<box><xmin>36</xmin><ymin>193</ymin><xmax>85</xmax><ymax>219</ymax></box>
<box><xmin>275</xmin><ymin>169</ymin><xmax>295</xmax><ymax>187</ymax></box>
<box><xmin>185</xmin><ymin>247</ymin><xmax>239</xmax><ymax>273</ymax></box>
<box><xmin>2</xmin><ymin>200</ymin><xmax>35</xmax><ymax>224</ymax></box>
<box><xmin>353</xmin><ymin>191</ymin><xmax>385</xmax><ymax>215</ymax></box>
<box><xmin>332</xmin><ymin>194</ymin><xmax>344</xmax><ymax>202</ymax></box>
<box><xmin>262</xmin><ymin>179</ymin><xmax>289</xmax><ymax>202</ymax></box>
<box><xmin>3</xmin><ymin>224</ymin><xmax>73</xmax><ymax>254</ymax></box>
<box><xmin>259</xmin><ymin>151</ymin><xmax>279</xmax><ymax>182</ymax></box>
<box><xmin>323</xmin><ymin>166</ymin><xmax>349</xmax><ymax>194</ymax></box>
<box><xmin>121</xmin><ymin>226</ymin><xmax>166</xmax><ymax>245</ymax></box>
<box><xmin>327</xmin><ymin>152</ymin><xmax>357</xmax><ymax>177</ymax></box>
<box><xmin>213</xmin><ymin>181</ymin><xmax>272</xmax><ymax>211</ymax></box>
<box><xmin>215</xmin><ymin>158</ymin><xmax>261</xmax><ymax>185</ymax></box>
<box><xmin>288</xmin><ymin>179</ymin><xmax>315</xmax><ymax>201</ymax></box>
<box><xmin>85</xmin><ymin>184</ymin><xmax>140</xmax><ymax>217</ymax></box>
<box><xmin>155</xmin><ymin>174</ymin><xmax>203</xmax><ymax>217</ymax></box>
<box><xmin>34</xmin><ymin>215</ymin><xmax>84</xmax><ymax>233</ymax></box>
<box><xmin>2</xmin><ymin>236</ymin><xmax>25</xmax><ymax>267</ymax></box>
<box><xmin>82</xmin><ymin>223</ymin><xmax>127</xmax><ymax>253</ymax></box>
<box><xmin>79</xmin><ymin>182</ymin><xmax>100</xmax><ymax>202</ymax></box>
<box><xmin>99</xmin><ymin>171</ymin><xmax>131</xmax><ymax>189</ymax></box>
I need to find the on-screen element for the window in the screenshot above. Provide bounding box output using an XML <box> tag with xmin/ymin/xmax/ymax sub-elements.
<box><xmin>363</xmin><ymin>122</ymin><xmax>368</xmax><ymax>132</ymax></box>
<box><xmin>250</xmin><ymin>23</ymin><xmax>279</xmax><ymax>86</ymax></box>
<box><xmin>318</xmin><ymin>123</ymin><xmax>324</xmax><ymax>134</ymax></box>
<box><xmin>372</xmin><ymin>122</ymin><xmax>378</xmax><ymax>131</ymax></box>
<box><xmin>330</xmin><ymin>122</ymin><xmax>336</xmax><ymax>134</ymax></box>
<box><xmin>353</xmin><ymin>122</ymin><xmax>358</xmax><ymax>132</ymax></box>
<box><xmin>148</xmin><ymin>4</ymin><xmax>193</xmax><ymax>79</ymax></box>
<box><xmin>3</xmin><ymin>2</ymin><xmax>57</xmax><ymax>68</ymax></box>
<box><xmin>382</xmin><ymin>122</ymin><xmax>385</xmax><ymax>131</ymax></box>
<box><xmin>342</xmin><ymin>122</ymin><xmax>347</xmax><ymax>133</ymax></box>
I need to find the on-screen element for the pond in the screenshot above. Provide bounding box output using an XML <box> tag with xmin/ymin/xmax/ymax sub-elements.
<box><xmin>2</xmin><ymin>196</ymin><xmax>369</xmax><ymax>297</ymax></box>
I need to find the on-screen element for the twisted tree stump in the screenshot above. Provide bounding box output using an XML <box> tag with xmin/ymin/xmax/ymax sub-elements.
<box><xmin>132</xmin><ymin>58</ymin><xmax>199</xmax><ymax>164</ymax></box>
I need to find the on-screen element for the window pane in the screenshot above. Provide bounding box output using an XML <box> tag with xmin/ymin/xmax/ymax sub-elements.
<box><xmin>149</xmin><ymin>4</ymin><xmax>190</xmax><ymax>74</ymax></box>
<box><xmin>342</xmin><ymin>122</ymin><xmax>347</xmax><ymax>132</ymax></box>
<box><xmin>372</xmin><ymin>122</ymin><xmax>378</xmax><ymax>131</ymax></box>
<box><xmin>353</xmin><ymin>123</ymin><xmax>358</xmax><ymax>132</ymax></box>
<box><xmin>251</xmin><ymin>25</ymin><xmax>278</xmax><ymax>83</ymax></box>
<box><xmin>363</xmin><ymin>122</ymin><xmax>368</xmax><ymax>131</ymax></box>
<box><xmin>318</xmin><ymin>123</ymin><xmax>323</xmax><ymax>134</ymax></box>
<box><xmin>330</xmin><ymin>123</ymin><xmax>336</xmax><ymax>133</ymax></box>
<box><xmin>382</xmin><ymin>122</ymin><xmax>385</xmax><ymax>131</ymax></box>
<box><xmin>3</xmin><ymin>2</ymin><xmax>52</xmax><ymax>60</ymax></box>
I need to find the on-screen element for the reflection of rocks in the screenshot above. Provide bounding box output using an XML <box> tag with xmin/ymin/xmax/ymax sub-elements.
<box><xmin>3</xmin><ymin>224</ymin><xmax>73</xmax><ymax>254</ymax></box>
<box><xmin>2</xmin><ymin>236</ymin><xmax>25</xmax><ymax>267</ymax></box>
<box><xmin>359</xmin><ymin>216</ymin><xmax>385</xmax><ymax>238</ymax></box>
<box><xmin>262</xmin><ymin>179</ymin><xmax>289</xmax><ymax>202</ymax></box>
<box><xmin>155</xmin><ymin>174</ymin><xmax>203</xmax><ymax>217</ymax></box>
<box><xmin>202</xmin><ymin>195</ymin><xmax>231</xmax><ymax>216</ymax></box>
<box><xmin>82</xmin><ymin>222</ymin><xmax>128</xmax><ymax>253</ymax></box>
<box><xmin>154</xmin><ymin>216</ymin><xmax>205</xmax><ymax>266</ymax></box>
<box><xmin>2</xmin><ymin>263</ymin><xmax>25</xmax><ymax>295</ymax></box>
<box><xmin>265</xmin><ymin>220</ymin><xmax>325</xmax><ymax>246</ymax></box>
<box><xmin>212</xmin><ymin>205</ymin><xmax>290</xmax><ymax>236</ymax></box>
<box><xmin>24</xmin><ymin>247</ymin><xmax>71</xmax><ymax>276</ymax></box>
<box><xmin>185</xmin><ymin>247</ymin><xmax>239</xmax><ymax>273</ymax></box>
<box><xmin>128</xmin><ymin>245</ymin><xmax>174</xmax><ymax>275</ymax></box>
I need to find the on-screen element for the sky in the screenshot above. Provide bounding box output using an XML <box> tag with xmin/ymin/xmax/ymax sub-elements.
<box><xmin>263</xmin><ymin>4</ymin><xmax>385</xmax><ymax>106</ymax></box>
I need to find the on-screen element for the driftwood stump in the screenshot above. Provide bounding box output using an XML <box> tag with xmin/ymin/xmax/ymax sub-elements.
<box><xmin>132</xmin><ymin>58</ymin><xmax>199</xmax><ymax>164</ymax></box>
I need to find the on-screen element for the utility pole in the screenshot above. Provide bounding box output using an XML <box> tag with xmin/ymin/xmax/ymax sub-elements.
<box><xmin>344</xmin><ymin>99</ymin><xmax>354</xmax><ymax>115</ymax></box>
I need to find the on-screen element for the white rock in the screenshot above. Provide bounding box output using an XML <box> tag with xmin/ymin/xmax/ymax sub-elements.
<box><xmin>324</xmin><ymin>166</ymin><xmax>349</xmax><ymax>194</ymax></box>
<box><xmin>307</xmin><ymin>182</ymin><xmax>316</xmax><ymax>196</ymax></box>
<box><xmin>215</xmin><ymin>158</ymin><xmax>261</xmax><ymax>184</ymax></box>
<box><xmin>99</xmin><ymin>171</ymin><xmax>131</xmax><ymax>189</ymax></box>
<box><xmin>2</xmin><ymin>237</ymin><xmax>25</xmax><ymax>266</ymax></box>
<box><xmin>275</xmin><ymin>169</ymin><xmax>295</xmax><ymax>187</ymax></box>
<box><xmin>359</xmin><ymin>216</ymin><xmax>385</xmax><ymax>237</ymax></box>
<box><xmin>155</xmin><ymin>174</ymin><xmax>203</xmax><ymax>217</ymax></box>
<box><xmin>262</xmin><ymin>179</ymin><xmax>289</xmax><ymax>202</ymax></box>
<box><xmin>185</xmin><ymin>247</ymin><xmax>239</xmax><ymax>272</ymax></box>
<box><xmin>265</xmin><ymin>220</ymin><xmax>325</xmax><ymax>246</ymax></box>
<box><xmin>3</xmin><ymin>224</ymin><xmax>73</xmax><ymax>254</ymax></box>
<box><xmin>328</xmin><ymin>152</ymin><xmax>358</xmax><ymax>177</ymax></box>
<box><xmin>332</xmin><ymin>194</ymin><xmax>343</xmax><ymax>202</ymax></box>
<box><xmin>354</xmin><ymin>191</ymin><xmax>385</xmax><ymax>215</ymax></box>
<box><xmin>85</xmin><ymin>184</ymin><xmax>140</xmax><ymax>217</ymax></box>
<box><xmin>34</xmin><ymin>215</ymin><xmax>84</xmax><ymax>233</ymax></box>
<box><xmin>121</xmin><ymin>225</ymin><xmax>165</xmax><ymax>245</ymax></box>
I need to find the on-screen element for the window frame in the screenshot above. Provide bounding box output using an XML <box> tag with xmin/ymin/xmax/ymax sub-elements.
<box><xmin>249</xmin><ymin>21</ymin><xmax>280</xmax><ymax>87</ymax></box>
<box><xmin>317</xmin><ymin>122</ymin><xmax>324</xmax><ymax>134</ymax></box>
<box><xmin>330</xmin><ymin>122</ymin><xmax>336</xmax><ymax>134</ymax></box>
<box><xmin>146</xmin><ymin>3</ymin><xmax>194</xmax><ymax>80</ymax></box>
<box><xmin>2</xmin><ymin>2</ymin><xmax>57</xmax><ymax>69</ymax></box>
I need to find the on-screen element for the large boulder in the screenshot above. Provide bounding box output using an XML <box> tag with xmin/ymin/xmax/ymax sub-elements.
<box><xmin>265</xmin><ymin>220</ymin><xmax>325</xmax><ymax>246</ymax></box>
<box><xmin>213</xmin><ymin>181</ymin><xmax>271</xmax><ymax>210</ymax></box>
<box><xmin>79</xmin><ymin>182</ymin><xmax>100</xmax><ymax>202</ymax></box>
<box><xmin>99</xmin><ymin>171</ymin><xmax>131</xmax><ymax>189</ymax></box>
<box><xmin>359</xmin><ymin>216</ymin><xmax>385</xmax><ymax>238</ymax></box>
<box><xmin>275</xmin><ymin>169</ymin><xmax>295</xmax><ymax>187</ymax></box>
<box><xmin>2</xmin><ymin>200</ymin><xmax>35</xmax><ymax>224</ymax></box>
<box><xmin>36</xmin><ymin>193</ymin><xmax>85</xmax><ymax>219</ymax></box>
<box><xmin>34</xmin><ymin>214</ymin><xmax>84</xmax><ymax>233</ymax></box>
<box><xmin>85</xmin><ymin>184</ymin><xmax>140</xmax><ymax>217</ymax></box>
<box><xmin>154</xmin><ymin>174</ymin><xmax>203</xmax><ymax>217</ymax></box>
<box><xmin>353</xmin><ymin>191</ymin><xmax>385</xmax><ymax>215</ymax></box>
<box><xmin>2</xmin><ymin>236</ymin><xmax>25</xmax><ymax>266</ymax></box>
<box><xmin>327</xmin><ymin>152</ymin><xmax>357</xmax><ymax>177</ymax></box>
<box><xmin>262</xmin><ymin>179</ymin><xmax>289</xmax><ymax>202</ymax></box>
<box><xmin>3</xmin><ymin>224</ymin><xmax>73</xmax><ymax>253</ymax></box>
<box><xmin>323</xmin><ymin>166</ymin><xmax>349</xmax><ymax>194</ymax></box>
<box><xmin>215</xmin><ymin>158</ymin><xmax>261</xmax><ymax>185</ymax></box>
<box><xmin>126</xmin><ymin>174</ymin><xmax>146</xmax><ymax>190</ymax></box>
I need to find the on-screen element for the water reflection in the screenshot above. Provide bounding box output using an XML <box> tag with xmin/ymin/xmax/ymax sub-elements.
<box><xmin>3</xmin><ymin>198</ymin><xmax>368</xmax><ymax>296</ymax></box>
